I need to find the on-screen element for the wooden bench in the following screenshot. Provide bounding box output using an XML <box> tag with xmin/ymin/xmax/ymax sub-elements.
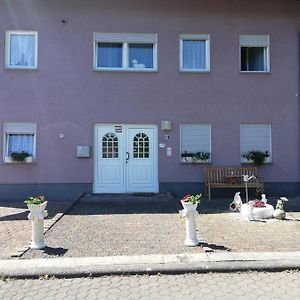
<box><xmin>205</xmin><ymin>167</ymin><xmax>264</xmax><ymax>200</ymax></box>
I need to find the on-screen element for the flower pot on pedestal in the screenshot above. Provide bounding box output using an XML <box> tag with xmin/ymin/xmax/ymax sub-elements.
<box><xmin>27</xmin><ymin>201</ymin><xmax>48</xmax><ymax>249</ymax></box>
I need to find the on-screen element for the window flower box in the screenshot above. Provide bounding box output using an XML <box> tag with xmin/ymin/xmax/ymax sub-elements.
<box><xmin>4</xmin><ymin>155</ymin><xmax>34</xmax><ymax>164</ymax></box>
<box><xmin>181</xmin><ymin>152</ymin><xmax>211</xmax><ymax>164</ymax></box>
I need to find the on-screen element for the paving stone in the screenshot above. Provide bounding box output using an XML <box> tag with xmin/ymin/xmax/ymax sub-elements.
<box><xmin>0</xmin><ymin>199</ymin><xmax>76</xmax><ymax>259</ymax></box>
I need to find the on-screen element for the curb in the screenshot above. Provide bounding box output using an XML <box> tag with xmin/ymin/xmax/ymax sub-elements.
<box><xmin>1</xmin><ymin>252</ymin><xmax>300</xmax><ymax>279</ymax></box>
<box><xmin>10</xmin><ymin>193</ymin><xmax>85</xmax><ymax>258</ymax></box>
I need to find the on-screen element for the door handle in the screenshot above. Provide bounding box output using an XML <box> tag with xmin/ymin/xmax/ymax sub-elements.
<box><xmin>126</xmin><ymin>152</ymin><xmax>129</xmax><ymax>164</ymax></box>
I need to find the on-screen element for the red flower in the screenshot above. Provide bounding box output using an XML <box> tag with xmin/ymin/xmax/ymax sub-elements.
<box><xmin>252</xmin><ymin>200</ymin><xmax>266</xmax><ymax>208</ymax></box>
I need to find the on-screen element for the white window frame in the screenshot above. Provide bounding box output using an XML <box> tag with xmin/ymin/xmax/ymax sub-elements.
<box><xmin>239</xmin><ymin>35</ymin><xmax>270</xmax><ymax>73</ymax></box>
<box><xmin>179</xmin><ymin>34</ymin><xmax>210</xmax><ymax>72</ymax></box>
<box><xmin>240</xmin><ymin>124</ymin><xmax>272</xmax><ymax>164</ymax></box>
<box><xmin>180</xmin><ymin>124</ymin><xmax>212</xmax><ymax>163</ymax></box>
<box><xmin>5</xmin><ymin>30</ymin><xmax>38</xmax><ymax>70</ymax></box>
<box><xmin>93</xmin><ymin>32</ymin><xmax>158</xmax><ymax>72</ymax></box>
<box><xmin>3</xmin><ymin>123</ymin><xmax>37</xmax><ymax>163</ymax></box>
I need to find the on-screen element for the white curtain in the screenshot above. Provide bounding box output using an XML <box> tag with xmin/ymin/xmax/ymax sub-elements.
<box><xmin>8</xmin><ymin>134</ymin><xmax>34</xmax><ymax>155</ymax></box>
<box><xmin>10</xmin><ymin>34</ymin><xmax>35</xmax><ymax>67</ymax></box>
<box><xmin>183</xmin><ymin>40</ymin><xmax>206</xmax><ymax>70</ymax></box>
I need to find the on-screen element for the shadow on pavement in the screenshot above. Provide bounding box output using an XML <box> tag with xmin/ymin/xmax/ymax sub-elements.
<box><xmin>65</xmin><ymin>194</ymin><xmax>178</xmax><ymax>215</ymax></box>
<box><xmin>41</xmin><ymin>247</ymin><xmax>68</xmax><ymax>257</ymax></box>
<box><xmin>0</xmin><ymin>211</ymin><xmax>28</xmax><ymax>221</ymax></box>
<box><xmin>199</xmin><ymin>242</ymin><xmax>231</xmax><ymax>252</ymax></box>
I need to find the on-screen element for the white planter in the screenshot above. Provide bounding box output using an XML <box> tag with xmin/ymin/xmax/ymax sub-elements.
<box><xmin>25</xmin><ymin>156</ymin><xmax>33</xmax><ymax>163</ymax></box>
<box><xmin>4</xmin><ymin>156</ymin><xmax>33</xmax><ymax>163</ymax></box>
<box><xmin>181</xmin><ymin>200</ymin><xmax>198</xmax><ymax>213</ymax></box>
<box><xmin>241</xmin><ymin>203</ymin><xmax>274</xmax><ymax>220</ymax></box>
<box><xmin>273</xmin><ymin>209</ymin><xmax>286</xmax><ymax>220</ymax></box>
<box><xmin>4</xmin><ymin>156</ymin><xmax>12</xmax><ymax>163</ymax></box>
<box><xmin>182</xmin><ymin>157</ymin><xmax>209</xmax><ymax>164</ymax></box>
<box><xmin>27</xmin><ymin>201</ymin><xmax>48</xmax><ymax>249</ymax></box>
<box><xmin>182</xmin><ymin>157</ymin><xmax>193</xmax><ymax>163</ymax></box>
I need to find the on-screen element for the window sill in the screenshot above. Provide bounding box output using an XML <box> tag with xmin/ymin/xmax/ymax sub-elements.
<box><xmin>240</xmin><ymin>71</ymin><xmax>271</xmax><ymax>74</ymax></box>
<box><xmin>241</xmin><ymin>161</ymin><xmax>272</xmax><ymax>165</ymax></box>
<box><xmin>5</xmin><ymin>66</ymin><xmax>38</xmax><ymax>70</ymax></box>
<box><xmin>180</xmin><ymin>69</ymin><xmax>210</xmax><ymax>74</ymax></box>
<box><xmin>93</xmin><ymin>68</ymin><xmax>158</xmax><ymax>73</ymax></box>
<box><xmin>4</xmin><ymin>157</ymin><xmax>36</xmax><ymax>164</ymax></box>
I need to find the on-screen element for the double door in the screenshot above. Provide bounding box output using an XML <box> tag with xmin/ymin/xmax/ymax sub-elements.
<box><xmin>94</xmin><ymin>124</ymin><xmax>158</xmax><ymax>193</ymax></box>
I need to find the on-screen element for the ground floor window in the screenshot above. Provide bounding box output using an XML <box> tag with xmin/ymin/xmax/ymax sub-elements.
<box><xmin>180</xmin><ymin>124</ymin><xmax>211</xmax><ymax>163</ymax></box>
<box><xmin>240</xmin><ymin>124</ymin><xmax>272</xmax><ymax>164</ymax></box>
<box><xmin>3</xmin><ymin>123</ymin><xmax>36</xmax><ymax>163</ymax></box>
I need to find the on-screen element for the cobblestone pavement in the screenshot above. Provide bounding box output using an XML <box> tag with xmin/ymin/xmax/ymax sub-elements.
<box><xmin>23</xmin><ymin>195</ymin><xmax>300</xmax><ymax>259</ymax></box>
<box><xmin>0</xmin><ymin>200</ymin><xmax>74</xmax><ymax>259</ymax></box>
<box><xmin>0</xmin><ymin>271</ymin><xmax>299</xmax><ymax>299</ymax></box>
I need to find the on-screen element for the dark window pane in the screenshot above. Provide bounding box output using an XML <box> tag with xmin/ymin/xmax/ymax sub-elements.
<box><xmin>97</xmin><ymin>43</ymin><xmax>122</xmax><ymax>68</ymax></box>
<box><xmin>129</xmin><ymin>44</ymin><xmax>154</xmax><ymax>69</ymax></box>
<box><xmin>241</xmin><ymin>47</ymin><xmax>266</xmax><ymax>71</ymax></box>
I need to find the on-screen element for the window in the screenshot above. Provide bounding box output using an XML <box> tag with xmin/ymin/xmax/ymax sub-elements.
<box><xmin>102</xmin><ymin>133</ymin><xmax>118</xmax><ymax>158</ymax></box>
<box><xmin>180</xmin><ymin>34</ymin><xmax>210</xmax><ymax>72</ymax></box>
<box><xmin>133</xmin><ymin>132</ymin><xmax>149</xmax><ymax>159</ymax></box>
<box><xmin>240</xmin><ymin>124</ymin><xmax>272</xmax><ymax>163</ymax></box>
<box><xmin>3</xmin><ymin>123</ymin><xmax>37</xmax><ymax>163</ymax></box>
<box><xmin>180</xmin><ymin>124</ymin><xmax>211</xmax><ymax>163</ymax></box>
<box><xmin>240</xmin><ymin>35</ymin><xmax>270</xmax><ymax>72</ymax></box>
<box><xmin>5</xmin><ymin>30</ymin><xmax>38</xmax><ymax>69</ymax></box>
<box><xmin>93</xmin><ymin>33</ymin><xmax>157</xmax><ymax>71</ymax></box>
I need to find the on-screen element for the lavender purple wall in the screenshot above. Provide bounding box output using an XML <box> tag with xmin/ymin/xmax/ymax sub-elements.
<box><xmin>0</xmin><ymin>0</ymin><xmax>299</xmax><ymax>190</ymax></box>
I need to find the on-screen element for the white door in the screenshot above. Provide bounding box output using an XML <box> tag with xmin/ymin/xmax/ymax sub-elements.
<box><xmin>94</xmin><ymin>124</ymin><xmax>158</xmax><ymax>193</ymax></box>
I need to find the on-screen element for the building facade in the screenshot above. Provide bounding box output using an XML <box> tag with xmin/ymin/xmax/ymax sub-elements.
<box><xmin>0</xmin><ymin>0</ymin><xmax>299</xmax><ymax>200</ymax></box>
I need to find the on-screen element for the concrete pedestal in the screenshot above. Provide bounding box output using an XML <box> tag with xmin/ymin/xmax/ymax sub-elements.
<box><xmin>27</xmin><ymin>202</ymin><xmax>48</xmax><ymax>250</ymax></box>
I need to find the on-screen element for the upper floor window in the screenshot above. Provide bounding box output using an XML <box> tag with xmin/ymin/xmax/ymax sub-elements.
<box><xmin>180</xmin><ymin>34</ymin><xmax>210</xmax><ymax>72</ymax></box>
<box><xmin>5</xmin><ymin>30</ymin><xmax>38</xmax><ymax>69</ymax></box>
<box><xmin>93</xmin><ymin>33</ymin><xmax>157</xmax><ymax>71</ymax></box>
<box><xmin>240</xmin><ymin>35</ymin><xmax>270</xmax><ymax>72</ymax></box>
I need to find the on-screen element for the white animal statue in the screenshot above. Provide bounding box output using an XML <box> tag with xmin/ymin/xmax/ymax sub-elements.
<box><xmin>229</xmin><ymin>192</ymin><xmax>242</xmax><ymax>211</ymax></box>
<box><xmin>261</xmin><ymin>194</ymin><xmax>267</xmax><ymax>203</ymax></box>
<box><xmin>132</xmin><ymin>59</ymin><xmax>146</xmax><ymax>69</ymax></box>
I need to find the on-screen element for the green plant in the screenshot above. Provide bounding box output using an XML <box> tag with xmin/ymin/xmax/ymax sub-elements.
<box><xmin>10</xmin><ymin>151</ymin><xmax>30</xmax><ymax>162</ymax></box>
<box><xmin>181</xmin><ymin>151</ymin><xmax>211</xmax><ymax>161</ymax></box>
<box><xmin>242</xmin><ymin>150</ymin><xmax>270</xmax><ymax>166</ymax></box>
<box><xmin>24</xmin><ymin>195</ymin><xmax>45</xmax><ymax>205</ymax></box>
<box><xmin>182</xmin><ymin>194</ymin><xmax>202</xmax><ymax>204</ymax></box>
<box><xmin>194</xmin><ymin>152</ymin><xmax>210</xmax><ymax>161</ymax></box>
<box><xmin>181</xmin><ymin>151</ymin><xmax>193</xmax><ymax>158</ymax></box>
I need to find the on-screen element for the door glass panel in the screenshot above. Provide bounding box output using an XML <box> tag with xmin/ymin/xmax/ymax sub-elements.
<box><xmin>133</xmin><ymin>132</ymin><xmax>150</xmax><ymax>158</ymax></box>
<box><xmin>102</xmin><ymin>133</ymin><xmax>118</xmax><ymax>158</ymax></box>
